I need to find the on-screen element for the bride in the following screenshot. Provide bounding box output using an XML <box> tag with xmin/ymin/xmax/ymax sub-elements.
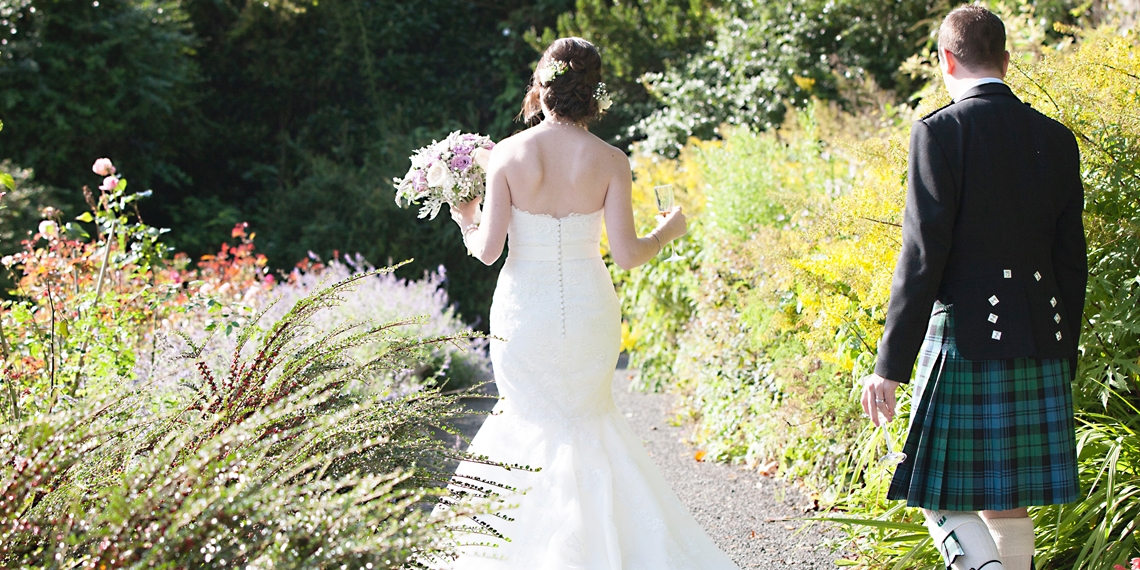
<box><xmin>440</xmin><ymin>37</ymin><xmax>740</xmax><ymax>570</ymax></box>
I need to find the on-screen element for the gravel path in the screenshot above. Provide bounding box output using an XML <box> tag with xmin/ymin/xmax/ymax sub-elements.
<box><xmin>449</xmin><ymin>364</ymin><xmax>840</xmax><ymax>569</ymax></box>
<box><xmin>610</xmin><ymin>368</ymin><xmax>838</xmax><ymax>569</ymax></box>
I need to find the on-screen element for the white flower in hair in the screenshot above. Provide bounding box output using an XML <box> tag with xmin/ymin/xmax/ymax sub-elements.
<box><xmin>538</xmin><ymin>60</ymin><xmax>569</xmax><ymax>84</ymax></box>
<box><xmin>594</xmin><ymin>82</ymin><xmax>613</xmax><ymax>111</ymax></box>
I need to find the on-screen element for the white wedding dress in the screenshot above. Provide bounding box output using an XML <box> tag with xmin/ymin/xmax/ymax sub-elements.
<box><xmin>435</xmin><ymin>206</ymin><xmax>740</xmax><ymax>570</ymax></box>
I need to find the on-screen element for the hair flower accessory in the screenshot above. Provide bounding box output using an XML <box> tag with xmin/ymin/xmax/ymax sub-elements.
<box><xmin>537</xmin><ymin>60</ymin><xmax>568</xmax><ymax>84</ymax></box>
<box><xmin>594</xmin><ymin>82</ymin><xmax>613</xmax><ymax>111</ymax></box>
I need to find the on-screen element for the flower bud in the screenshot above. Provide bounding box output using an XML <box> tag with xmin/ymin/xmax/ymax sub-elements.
<box><xmin>99</xmin><ymin>176</ymin><xmax>119</xmax><ymax>192</ymax></box>
<box><xmin>91</xmin><ymin>158</ymin><xmax>116</xmax><ymax>176</ymax></box>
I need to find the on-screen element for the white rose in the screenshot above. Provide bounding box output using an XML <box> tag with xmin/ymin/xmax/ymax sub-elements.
<box><xmin>426</xmin><ymin>161</ymin><xmax>449</xmax><ymax>188</ymax></box>
<box><xmin>473</xmin><ymin>147</ymin><xmax>491</xmax><ymax>170</ymax></box>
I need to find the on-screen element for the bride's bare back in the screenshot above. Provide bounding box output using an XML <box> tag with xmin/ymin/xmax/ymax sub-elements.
<box><xmin>454</xmin><ymin>120</ymin><xmax>685</xmax><ymax>270</ymax></box>
<box><xmin>498</xmin><ymin>123</ymin><xmax>619</xmax><ymax>217</ymax></box>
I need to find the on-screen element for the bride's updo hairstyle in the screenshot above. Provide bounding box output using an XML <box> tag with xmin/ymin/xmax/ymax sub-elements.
<box><xmin>520</xmin><ymin>37</ymin><xmax>604</xmax><ymax>126</ymax></box>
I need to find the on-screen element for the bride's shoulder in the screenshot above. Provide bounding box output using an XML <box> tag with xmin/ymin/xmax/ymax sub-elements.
<box><xmin>595</xmin><ymin>139</ymin><xmax>630</xmax><ymax>171</ymax></box>
<box><xmin>490</xmin><ymin>129</ymin><xmax>536</xmax><ymax>157</ymax></box>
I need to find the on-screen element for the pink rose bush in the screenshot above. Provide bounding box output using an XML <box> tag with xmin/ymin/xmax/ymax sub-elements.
<box><xmin>394</xmin><ymin>131</ymin><xmax>495</xmax><ymax>219</ymax></box>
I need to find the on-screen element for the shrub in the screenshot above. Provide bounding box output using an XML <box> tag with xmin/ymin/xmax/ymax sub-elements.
<box><xmin>1</xmin><ymin>265</ymin><xmax>503</xmax><ymax>568</ymax></box>
<box><xmin>618</xmin><ymin>22</ymin><xmax>1140</xmax><ymax>569</ymax></box>
<box><xmin>636</xmin><ymin>0</ymin><xmax>935</xmax><ymax>155</ymax></box>
<box><xmin>0</xmin><ymin>156</ymin><xmax>510</xmax><ymax>567</ymax></box>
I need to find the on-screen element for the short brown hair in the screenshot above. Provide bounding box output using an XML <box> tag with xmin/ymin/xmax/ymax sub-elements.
<box><xmin>519</xmin><ymin>37</ymin><xmax>604</xmax><ymax>126</ymax></box>
<box><xmin>937</xmin><ymin>4</ymin><xmax>1007</xmax><ymax>72</ymax></box>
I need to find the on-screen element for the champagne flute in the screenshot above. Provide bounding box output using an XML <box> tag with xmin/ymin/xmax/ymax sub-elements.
<box><xmin>877</xmin><ymin>409</ymin><xmax>907</xmax><ymax>467</ymax></box>
<box><xmin>653</xmin><ymin>184</ymin><xmax>685</xmax><ymax>262</ymax></box>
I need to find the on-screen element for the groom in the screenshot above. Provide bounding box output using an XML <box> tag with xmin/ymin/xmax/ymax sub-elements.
<box><xmin>861</xmin><ymin>5</ymin><xmax>1086</xmax><ymax>570</ymax></box>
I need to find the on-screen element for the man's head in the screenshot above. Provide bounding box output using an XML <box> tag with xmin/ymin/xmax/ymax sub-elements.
<box><xmin>937</xmin><ymin>4</ymin><xmax>1010</xmax><ymax>95</ymax></box>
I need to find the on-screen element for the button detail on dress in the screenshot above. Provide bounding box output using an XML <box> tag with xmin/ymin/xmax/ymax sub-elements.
<box><xmin>1003</xmin><ymin>269</ymin><xmax>1012</xmax><ymax>279</ymax></box>
<box><xmin>1034</xmin><ymin>271</ymin><xmax>1042</xmax><ymax>281</ymax></box>
<box><xmin>988</xmin><ymin>313</ymin><xmax>999</xmax><ymax>323</ymax></box>
<box><xmin>1054</xmin><ymin>313</ymin><xmax>1062</xmax><ymax>323</ymax></box>
<box><xmin>992</xmin><ymin>330</ymin><xmax>1003</xmax><ymax>340</ymax></box>
<box><xmin>1050</xmin><ymin>297</ymin><xmax>1057</xmax><ymax>307</ymax></box>
<box><xmin>1056</xmin><ymin>331</ymin><xmax>1063</xmax><ymax>341</ymax></box>
<box><xmin>989</xmin><ymin>295</ymin><xmax>1000</xmax><ymax>306</ymax></box>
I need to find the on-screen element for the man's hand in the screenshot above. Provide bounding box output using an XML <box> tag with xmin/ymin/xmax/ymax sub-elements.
<box><xmin>861</xmin><ymin>374</ymin><xmax>901</xmax><ymax>427</ymax></box>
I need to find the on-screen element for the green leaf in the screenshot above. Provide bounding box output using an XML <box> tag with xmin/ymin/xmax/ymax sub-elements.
<box><xmin>76</xmin><ymin>211</ymin><xmax>95</xmax><ymax>223</ymax></box>
<box><xmin>0</xmin><ymin>172</ymin><xmax>14</xmax><ymax>191</ymax></box>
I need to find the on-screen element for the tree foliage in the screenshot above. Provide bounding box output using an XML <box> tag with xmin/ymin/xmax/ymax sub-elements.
<box><xmin>0</xmin><ymin>0</ymin><xmax>576</xmax><ymax>324</ymax></box>
<box><xmin>636</xmin><ymin>0</ymin><xmax>939</xmax><ymax>155</ymax></box>
<box><xmin>540</xmin><ymin>0</ymin><xmax>723</xmax><ymax>145</ymax></box>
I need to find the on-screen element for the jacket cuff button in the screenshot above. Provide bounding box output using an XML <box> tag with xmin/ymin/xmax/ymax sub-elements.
<box><xmin>992</xmin><ymin>330</ymin><xmax>1003</xmax><ymax>340</ymax></box>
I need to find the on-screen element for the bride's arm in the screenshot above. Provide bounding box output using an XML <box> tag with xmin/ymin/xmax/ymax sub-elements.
<box><xmin>450</xmin><ymin>148</ymin><xmax>510</xmax><ymax>266</ymax></box>
<box><xmin>603</xmin><ymin>149</ymin><xmax>686</xmax><ymax>270</ymax></box>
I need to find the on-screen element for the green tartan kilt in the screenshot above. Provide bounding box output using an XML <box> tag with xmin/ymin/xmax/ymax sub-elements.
<box><xmin>886</xmin><ymin>302</ymin><xmax>1080</xmax><ymax>511</ymax></box>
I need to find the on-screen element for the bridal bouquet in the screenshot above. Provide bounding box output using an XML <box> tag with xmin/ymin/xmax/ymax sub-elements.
<box><xmin>394</xmin><ymin>131</ymin><xmax>495</xmax><ymax>219</ymax></box>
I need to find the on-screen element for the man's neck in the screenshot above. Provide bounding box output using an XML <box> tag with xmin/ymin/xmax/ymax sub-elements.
<box><xmin>945</xmin><ymin>74</ymin><xmax>1005</xmax><ymax>101</ymax></box>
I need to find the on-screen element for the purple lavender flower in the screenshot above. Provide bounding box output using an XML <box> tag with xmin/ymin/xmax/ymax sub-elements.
<box><xmin>450</xmin><ymin>154</ymin><xmax>473</xmax><ymax>171</ymax></box>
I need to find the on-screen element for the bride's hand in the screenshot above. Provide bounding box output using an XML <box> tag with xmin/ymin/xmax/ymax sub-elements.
<box><xmin>654</xmin><ymin>206</ymin><xmax>687</xmax><ymax>243</ymax></box>
<box><xmin>449</xmin><ymin>197</ymin><xmax>482</xmax><ymax>226</ymax></box>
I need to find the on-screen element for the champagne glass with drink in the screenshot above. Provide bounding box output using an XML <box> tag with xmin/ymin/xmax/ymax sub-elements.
<box><xmin>653</xmin><ymin>184</ymin><xmax>685</xmax><ymax>262</ymax></box>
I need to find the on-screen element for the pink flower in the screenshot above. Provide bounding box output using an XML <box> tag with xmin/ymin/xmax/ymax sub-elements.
<box><xmin>99</xmin><ymin>176</ymin><xmax>119</xmax><ymax>192</ymax></box>
<box><xmin>483</xmin><ymin>141</ymin><xmax>495</xmax><ymax>150</ymax></box>
<box><xmin>450</xmin><ymin>154</ymin><xmax>473</xmax><ymax>172</ymax></box>
<box><xmin>1131</xmin><ymin>557</ymin><xmax>1140</xmax><ymax>570</ymax></box>
<box><xmin>91</xmin><ymin>158</ymin><xmax>116</xmax><ymax>176</ymax></box>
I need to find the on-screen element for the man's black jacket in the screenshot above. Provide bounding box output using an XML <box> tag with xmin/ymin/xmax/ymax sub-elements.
<box><xmin>875</xmin><ymin>82</ymin><xmax>1087</xmax><ymax>383</ymax></box>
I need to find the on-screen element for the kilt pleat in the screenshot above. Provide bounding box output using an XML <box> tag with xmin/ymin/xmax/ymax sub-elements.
<box><xmin>886</xmin><ymin>302</ymin><xmax>1080</xmax><ymax>511</ymax></box>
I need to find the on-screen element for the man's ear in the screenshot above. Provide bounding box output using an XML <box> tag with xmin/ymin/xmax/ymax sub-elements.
<box><xmin>1000</xmin><ymin>50</ymin><xmax>1010</xmax><ymax>78</ymax></box>
<box><xmin>940</xmin><ymin>47</ymin><xmax>957</xmax><ymax>75</ymax></box>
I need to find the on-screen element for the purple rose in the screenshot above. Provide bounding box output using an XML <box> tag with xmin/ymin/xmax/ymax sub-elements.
<box><xmin>483</xmin><ymin>141</ymin><xmax>495</xmax><ymax>150</ymax></box>
<box><xmin>453</xmin><ymin>144</ymin><xmax>474</xmax><ymax>155</ymax></box>
<box><xmin>450</xmin><ymin>154</ymin><xmax>473</xmax><ymax>171</ymax></box>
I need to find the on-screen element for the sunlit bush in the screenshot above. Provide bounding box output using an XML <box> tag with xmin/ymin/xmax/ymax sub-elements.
<box><xmin>1</xmin><ymin>266</ymin><xmax>501</xmax><ymax>568</ymax></box>
<box><xmin>619</xmin><ymin>24</ymin><xmax>1140</xmax><ymax>569</ymax></box>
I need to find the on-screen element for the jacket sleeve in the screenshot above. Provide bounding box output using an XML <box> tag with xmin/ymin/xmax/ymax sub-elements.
<box><xmin>1052</xmin><ymin>132</ymin><xmax>1087</xmax><ymax>370</ymax></box>
<box><xmin>875</xmin><ymin>120</ymin><xmax>959</xmax><ymax>383</ymax></box>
